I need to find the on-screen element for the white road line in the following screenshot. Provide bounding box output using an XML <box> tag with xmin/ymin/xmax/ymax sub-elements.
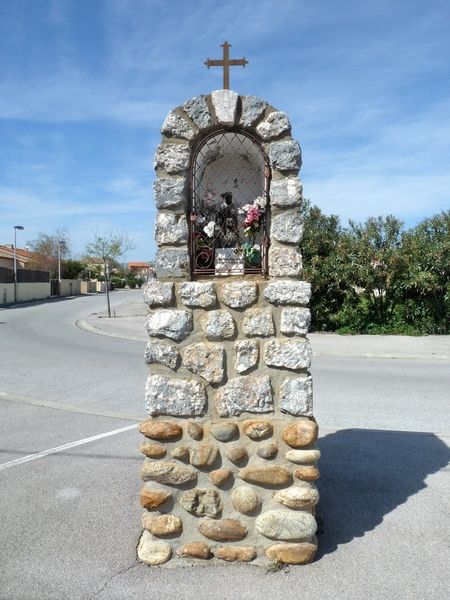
<box><xmin>0</xmin><ymin>424</ymin><xmax>138</xmax><ymax>471</ymax></box>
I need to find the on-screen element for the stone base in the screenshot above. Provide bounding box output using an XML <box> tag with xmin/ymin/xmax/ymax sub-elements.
<box><xmin>138</xmin><ymin>416</ymin><xmax>320</xmax><ymax>566</ymax></box>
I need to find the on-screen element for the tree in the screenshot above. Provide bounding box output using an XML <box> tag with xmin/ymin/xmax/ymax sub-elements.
<box><xmin>85</xmin><ymin>232</ymin><xmax>134</xmax><ymax>317</ymax></box>
<box><xmin>399</xmin><ymin>211</ymin><xmax>450</xmax><ymax>333</ymax></box>
<box><xmin>345</xmin><ymin>215</ymin><xmax>407</xmax><ymax>326</ymax></box>
<box><xmin>27</xmin><ymin>230</ymin><xmax>70</xmax><ymax>276</ymax></box>
<box><xmin>300</xmin><ymin>200</ymin><xmax>354</xmax><ymax>330</ymax></box>
<box><xmin>62</xmin><ymin>259</ymin><xmax>86</xmax><ymax>280</ymax></box>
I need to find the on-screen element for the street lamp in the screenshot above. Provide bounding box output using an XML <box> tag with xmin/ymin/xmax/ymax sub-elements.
<box><xmin>13</xmin><ymin>225</ymin><xmax>24</xmax><ymax>303</ymax></box>
<box><xmin>58</xmin><ymin>240</ymin><xmax>66</xmax><ymax>282</ymax></box>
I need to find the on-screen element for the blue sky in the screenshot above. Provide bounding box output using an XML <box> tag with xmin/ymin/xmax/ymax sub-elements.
<box><xmin>0</xmin><ymin>0</ymin><xmax>449</xmax><ymax>261</ymax></box>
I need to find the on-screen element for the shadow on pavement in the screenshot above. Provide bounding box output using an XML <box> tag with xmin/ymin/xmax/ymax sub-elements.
<box><xmin>316</xmin><ymin>428</ymin><xmax>450</xmax><ymax>558</ymax></box>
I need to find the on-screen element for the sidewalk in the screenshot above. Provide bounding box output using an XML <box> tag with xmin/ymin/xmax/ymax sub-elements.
<box><xmin>76</xmin><ymin>297</ymin><xmax>450</xmax><ymax>359</ymax></box>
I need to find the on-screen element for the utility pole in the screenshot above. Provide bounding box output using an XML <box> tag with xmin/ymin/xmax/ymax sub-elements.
<box><xmin>13</xmin><ymin>225</ymin><xmax>24</xmax><ymax>304</ymax></box>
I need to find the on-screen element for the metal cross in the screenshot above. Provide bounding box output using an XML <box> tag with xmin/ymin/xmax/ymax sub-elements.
<box><xmin>204</xmin><ymin>41</ymin><xmax>248</xmax><ymax>90</ymax></box>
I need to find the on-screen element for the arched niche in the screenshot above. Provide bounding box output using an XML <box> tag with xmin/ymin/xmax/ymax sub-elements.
<box><xmin>190</xmin><ymin>129</ymin><xmax>270</xmax><ymax>276</ymax></box>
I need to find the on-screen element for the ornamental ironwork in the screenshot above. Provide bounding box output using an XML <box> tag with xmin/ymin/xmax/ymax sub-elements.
<box><xmin>190</xmin><ymin>129</ymin><xmax>270</xmax><ymax>276</ymax></box>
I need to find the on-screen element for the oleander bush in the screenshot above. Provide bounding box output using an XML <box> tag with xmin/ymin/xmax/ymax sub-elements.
<box><xmin>301</xmin><ymin>201</ymin><xmax>449</xmax><ymax>335</ymax></box>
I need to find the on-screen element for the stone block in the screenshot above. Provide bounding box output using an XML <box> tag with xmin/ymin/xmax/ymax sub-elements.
<box><xmin>179</xmin><ymin>281</ymin><xmax>217</xmax><ymax>307</ymax></box>
<box><xmin>234</xmin><ymin>340</ymin><xmax>259</xmax><ymax>373</ymax></box>
<box><xmin>145</xmin><ymin>374</ymin><xmax>206</xmax><ymax>416</ymax></box>
<box><xmin>257</xmin><ymin>443</ymin><xmax>278</xmax><ymax>459</ymax></box>
<box><xmin>231</xmin><ymin>486</ymin><xmax>260</xmax><ymax>514</ymax></box>
<box><xmin>208</xmin><ymin>467</ymin><xmax>232</xmax><ymax>487</ymax></box>
<box><xmin>154</xmin><ymin>247</ymin><xmax>189</xmax><ymax>279</ymax></box>
<box><xmin>220</xmin><ymin>281</ymin><xmax>257</xmax><ymax>308</ymax></box>
<box><xmin>269</xmin><ymin>246</ymin><xmax>302</xmax><ymax>277</ymax></box>
<box><xmin>242</xmin><ymin>308</ymin><xmax>274</xmax><ymax>337</ymax></box>
<box><xmin>140</xmin><ymin>486</ymin><xmax>171</xmax><ymax>509</ymax></box>
<box><xmin>239</xmin><ymin>95</ymin><xmax>267</xmax><ymax>127</ymax></box>
<box><xmin>183</xmin><ymin>342</ymin><xmax>225</xmax><ymax>384</ymax></box>
<box><xmin>282</xmin><ymin>420</ymin><xmax>319</xmax><ymax>448</ymax></box>
<box><xmin>285</xmin><ymin>449</ymin><xmax>321</xmax><ymax>464</ymax></box>
<box><xmin>180</xmin><ymin>488</ymin><xmax>222</xmax><ymax>517</ymax></box>
<box><xmin>270</xmin><ymin>176</ymin><xmax>302</xmax><ymax>208</ymax></box>
<box><xmin>280</xmin><ymin>307</ymin><xmax>311</xmax><ymax>335</ymax></box>
<box><xmin>138</xmin><ymin>531</ymin><xmax>171</xmax><ymax>565</ymax></box>
<box><xmin>155</xmin><ymin>212</ymin><xmax>188</xmax><ymax>245</ymax></box>
<box><xmin>143</xmin><ymin>281</ymin><xmax>174</xmax><ymax>307</ymax></box>
<box><xmin>273</xmin><ymin>482</ymin><xmax>319</xmax><ymax>509</ymax></box>
<box><xmin>161</xmin><ymin>110</ymin><xmax>196</xmax><ymax>140</ymax></box>
<box><xmin>294</xmin><ymin>466</ymin><xmax>320</xmax><ymax>481</ymax></box>
<box><xmin>238</xmin><ymin>466</ymin><xmax>292</xmax><ymax>487</ymax></box>
<box><xmin>154</xmin><ymin>176</ymin><xmax>187</xmax><ymax>210</ymax></box>
<box><xmin>144</xmin><ymin>341</ymin><xmax>179</xmax><ymax>369</ymax></box>
<box><xmin>279</xmin><ymin>376</ymin><xmax>313</xmax><ymax>416</ymax></box>
<box><xmin>145</xmin><ymin>309</ymin><xmax>192</xmax><ymax>341</ymax></box>
<box><xmin>139</xmin><ymin>420</ymin><xmax>182</xmax><ymax>440</ymax></box>
<box><xmin>187</xmin><ymin>421</ymin><xmax>203</xmax><ymax>440</ymax></box>
<box><xmin>182</xmin><ymin>95</ymin><xmax>213</xmax><ymax>130</ymax></box>
<box><xmin>189</xmin><ymin>443</ymin><xmax>219</xmax><ymax>468</ymax></box>
<box><xmin>142</xmin><ymin>513</ymin><xmax>183</xmax><ymax>536</ymax></box>
<box><xmin>154</xmin><ymin>143</ymin><xmax>190</xmax><ymax>173</ymax></box>
<box><xmin>141</xmin><ymin>460</ymin><xmax>197</xmax><ymax>486</ymax></box>
<box><xmin>266</xmin><ymin>540</ymin><xmax>317</xmax><ymax>565</ymax></box>
<box><xmin>140</xmin><ymin>442</ymin><xmax>167</xmax><ymax>458</ymax></box>
<box><xmin>198</xmin><ymin>518</ymin><xmax>247</xmax><ymax>542</ymax></box>
<box><xmin>171</xmin><ymin>446</ymin><xmax>189</xmax><ymax>461</ymax></box>
<box><xmin>268</xmin><ymin>140</ymin><xmax>302</xmax><ymax>171</ymax></box>
<box><xmin>255</xmin><ymin>510</ymin><xmax>317</xmax><ymax>541</ymax></box>
<box><xmin>264</xmin><ymin>280</ymin><xmax>311</xmax><ymax>305</ymax></box>
<box><xmin>243</xmin><ymin>420</ymin><xmax>273</xmax><ymax>440</ymax></box>
<box><xmin>200</xmin><ymin>310</ymin><xmax>236</xmax><ymax>340</ymax></box>
<box><xmin>210</xmin><ymin>422</ymin><xmax>238</xmax><ymax>442</ymax></box>
<box><xmin>264</xmin><ymin>339</ymin><xmax>312</xmax><ymax>370</ymax></box>
<box><xmin>215</xmin><ymin>375</ymin><xmax>273</xmax><ymax>417</ymax></box>
<box><xmin>271</xmin><ymin>211</ymin><xmax>304</xmax><ymax>244</ymax></box>
<box><xmin>211</xmin><ymin>89</ymin><xmax>238</xmax><ymax>125</ymax></box>
<box><xmin>177</xmin><ymin>542</ymin><xmax>211</xmax><ymax>559</ymax></box>
<box><xmin>226</xmin><ymin>445</ymin><xmax>248</xmax><ymax>464</ymax></box>
<box><xmin>216</xmin><ymin>546</ymin><xmax>256</xmax><ymax>562</ymax></box>
<box><xmin>256</xmin><ymin>110</ymin><xmax>291</xmax><ymax>140</ymax></box>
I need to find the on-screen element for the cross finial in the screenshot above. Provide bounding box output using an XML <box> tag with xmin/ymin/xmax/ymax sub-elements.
<box><xmin>204</xmin><ymin>41</ymin><xmax>248</xmax><ymax>90</ymax></box>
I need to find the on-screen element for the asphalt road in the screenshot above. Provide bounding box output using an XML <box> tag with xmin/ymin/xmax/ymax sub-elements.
<box><xmin>0</xmin><ymin>290</ymin><xmax>449</xmax><ymax>600</ymax></box>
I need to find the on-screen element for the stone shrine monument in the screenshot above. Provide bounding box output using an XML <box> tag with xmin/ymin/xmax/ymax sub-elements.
<box><xmin>138</xmin><ymin>43</ymin><xmax>320</xmax><ymax>566</ymax></box>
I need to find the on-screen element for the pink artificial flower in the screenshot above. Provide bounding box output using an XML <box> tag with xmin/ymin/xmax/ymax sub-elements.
<box><xmin>245</xmin><ymin>206</ymin><xmax>261</xmax><ymax>224</ymax></box>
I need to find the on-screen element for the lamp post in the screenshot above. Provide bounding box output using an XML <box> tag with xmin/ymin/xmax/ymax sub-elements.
<box><xmin>13</xmin><ymin>225</ymin><xmax>24</xmax><ymax>304</ymax></box>
<box><xmin>58</xmin><ymin>240</ymin><xmax>66</xmax><ymax>282</ymax></box>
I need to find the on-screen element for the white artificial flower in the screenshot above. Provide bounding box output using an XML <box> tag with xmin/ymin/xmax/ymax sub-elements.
<box><xmin>255</xmin><ymin>196</ymin><xmax>266</xmax><ymax>209</ymax></box>
<box><xmin>203</xmin><ymin>220</ymin><xmax>216</xmax><ymax>238</ymax></box>
<box><xmin>253</xmin><ymin>244</ymin><xmax>260</xmax><ymax>251</ymax></box>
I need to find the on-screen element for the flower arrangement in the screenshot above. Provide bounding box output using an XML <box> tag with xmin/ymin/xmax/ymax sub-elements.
<box><xmin>240</xmin><ymin>196</ymin><xmax>266</xmax><ymax>266</ymax></box>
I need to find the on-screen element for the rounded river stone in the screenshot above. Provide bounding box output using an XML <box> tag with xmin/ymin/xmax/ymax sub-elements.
<box><xmin>139</xmin><ymin>420</ymin><xmax>182</xmax><ymax>441</ymax></box>
<box><xmin>198</xmin><ymin>518</ymin><xmax>248</xmax><ymax>542</ymax></box>
<box><xmin>255</xmin><ymin>510</ymin><xmax>317</xmax><ymax>541</ymax></box>
<box><xmin>210</xmin><ymin>422</ymin><xmax>238</xmax><ymax>442</ymax></box>
<box><xmin>238</xmin><ymin>466</ymin><xmax>292</xmax><ymax>487</ymax></box>
<box><xmin>231</xmin><ymin>486</ymin><xmax>260</xmax><ymax>514</ymax></box>
<box><xmin>140</xmin><ymin>460</ymin><xmax>197</xmax><ymax>486</ymax></box>
<box><xmin>216</xmin><ymin>546</ymin><xmax>256</xmax><ymax>562</ymax></box>
<box><xmin>266</xmin><ymin>539</ymin><xmax>317</xmax><ymax>564</ymax></box>
<box><xmin>282</xmin><ymin>420</ymin><xmax>318</xmax><ymax>448</ymax></box>
<box><xmin>137</xmin><ymin>531</ymin><xmax>172</xmax><ymax>565</ymax></box>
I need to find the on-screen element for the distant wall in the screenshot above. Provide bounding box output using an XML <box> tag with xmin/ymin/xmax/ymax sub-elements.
<box><xmin>1</xmin><ymin>284</ymin><xmax>14</xmax><ymax>304</ymax></box>
<box><xmin>59</xmin><ymin>279</ymin><xmax>81</xmax><ymax>296</ymax></box>
<box><xmin>17</xmin><ymin>282</ymin><xmax>51</xmax><ymax>303</ymax></box>
<box><xmin>80</xmin><ymin>281</ymin><xmax>97</xmax><ymax>294</ymax></box>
